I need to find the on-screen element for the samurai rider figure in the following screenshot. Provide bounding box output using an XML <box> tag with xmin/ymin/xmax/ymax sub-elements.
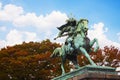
<box><xmin>54</xmin><ymin>18</ymin><xmax>77</xmax><ymax>54</ymax></box>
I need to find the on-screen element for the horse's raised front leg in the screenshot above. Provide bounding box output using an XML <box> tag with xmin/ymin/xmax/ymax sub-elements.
<box><xmin>80</xmin><ymin>47</ymin><xmax>97</xmax><ymax>66</ymax></box>
<box><xmin>61</xmin><ymin>55</ymin><xmax>66</xmax><ymax>75</ymax></box>
<box><xmin>90</xmin><ymin>38</ymin><xmax>99</xmax><ymax>52</ymax></box>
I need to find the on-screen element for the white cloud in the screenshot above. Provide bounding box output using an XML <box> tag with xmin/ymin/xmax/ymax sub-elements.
<box><xmin>0</xmin><ymin>3</ymin><xmax>68</xmax><ymax>48</ymax></box>
<box><xmin>0</xmin><ymin>29</ymin><xmax>39</xmax><ymax>49</ymax></box>
<box><xmin>117</xmin><ymin>32</ymin><xmax>120</xmax><ymax>42</ymax></box>
<box><xmin>88</xmin><ymin>22</ymin><xmax>120</xmax><ymax>49</ymax></box>
<box><xmin>0</xmin><ymin>3</ymin><xmax>68</xmax><ymax>31</ymax></box>
<box><xmin>0</xmin><ymin>3</ymin><xmax>119</xmax><ymax>50</ymax></box>
<box><xmin>44</xmin><ymin>30</ymin><xmax>53</xmax><ymax>39</ymax></box>
<box><xmin>6</xmin><ymin>29</ymin><xmax>22</xmax><ymax>45</ymax></box>
<box><xmin>0</xmin><ymin>3</ymin><xmax>24</xmax><ymax>21</ymax></box>
<box><xmin>0</xmin><ymin>3</ymin><xmax>68</xmax><ymax>32</ymax></box>
<box><xmin>6</xmin><ymin>29</ymin><xmax>38</xmax><ymax>46</ymax></box>
<box><xmin>0</xmin><ymin>2</ymin><xmax>2</xmax><ymax>9</ymax></box>
<box><xmin>23</xmin><ymin>31</ymin><xmax>39</xmax><ymax>42</ymax></box>
<box><xmin>13</xmin><ymin>11</ymin><xmax>68</xmax><ymax>31</ymax></box>
<box><xmin>0</xmin><ymin>40</ymin><xmax>7</xmax><ymax>49</ymax></box>
<box><xmin>0</xmin><ymin>26</ymin><xmax>6</xmax><ymax>31</ymax></box>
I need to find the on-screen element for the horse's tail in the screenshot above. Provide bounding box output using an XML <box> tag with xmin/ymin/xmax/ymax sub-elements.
<box><xmin>50</xmin><ymin>47</ymin><xmax>61</xmax><ymax>58</ymax></box>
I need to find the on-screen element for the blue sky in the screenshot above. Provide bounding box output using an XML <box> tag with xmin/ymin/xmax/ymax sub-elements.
<box><xmin>0</xmin><ymin>0</ymin><xmax>120</xmax><ymax>49</ymax></box>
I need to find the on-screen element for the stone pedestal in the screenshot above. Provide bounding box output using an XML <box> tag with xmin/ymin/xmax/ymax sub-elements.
<box><xmin>52</xmin><ymin>65</ymin><xmax>120</xmax><ymax>80</ymax></box>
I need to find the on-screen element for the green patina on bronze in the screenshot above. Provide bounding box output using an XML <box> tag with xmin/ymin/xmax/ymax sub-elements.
<box><xmin>50</xmin><ymin>18</ymin><xmax>99</xmax><ymax>75</ymax></box>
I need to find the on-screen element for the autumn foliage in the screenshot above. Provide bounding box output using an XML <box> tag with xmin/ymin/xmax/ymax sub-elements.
<box><xmin>0</xmin><ymin>39</ymin><xmax>120</xmax><ymax>80</ymax></box>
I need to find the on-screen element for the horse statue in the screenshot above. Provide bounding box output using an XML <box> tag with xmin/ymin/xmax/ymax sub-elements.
<box><xmin>50</xmin><ymin>19</ymin><xmax>99</xmax><ymax>75</ymax></box>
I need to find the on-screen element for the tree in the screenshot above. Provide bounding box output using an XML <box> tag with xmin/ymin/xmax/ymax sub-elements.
<box><xmin>0</xmin><ymin>39</ymin><xmax>61</xmax><ymax>80</ymax></box>
<box><xmin>0</xmin><ymin>39</ymin><xmax>119</xmax><ymax>80</ymax></box>
<box><xmin>78</xmin><ymin>46</ymin><xmax>120</xmax><ymax>67</ymax></box>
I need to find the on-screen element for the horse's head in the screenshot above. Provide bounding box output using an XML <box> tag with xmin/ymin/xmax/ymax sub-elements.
<box><xmin>79</xmin><ymin>19</ymin><xmax>89</xmax><ymax>32</ymax></box>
